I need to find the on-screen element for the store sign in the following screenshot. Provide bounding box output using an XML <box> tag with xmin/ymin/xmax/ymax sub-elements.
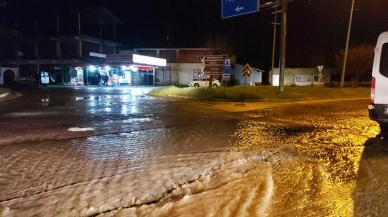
<box><xmin>90</xmin><ymin>52</ymin><xmax>107</xmax><ymax>58</ymax></box>
<box><xmin>133</xmin><ymin>54</ymin><xmax>167</xmax><ymax>67</ymax></box>
<box><xmin>41</xmin><ymin>71</ymin><xmax>49</xmax><ymax>84</ymax></box>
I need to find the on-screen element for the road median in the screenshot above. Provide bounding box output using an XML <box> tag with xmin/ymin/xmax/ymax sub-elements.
<box><xmin>150</xmin><ymin>86</ymin><xmax>370</xmax><ymax>112</ymax></box>
<box><xmin>150</xmin><ymin>86</ymin><xmax>369</xmax><ymax>101</ymax></box>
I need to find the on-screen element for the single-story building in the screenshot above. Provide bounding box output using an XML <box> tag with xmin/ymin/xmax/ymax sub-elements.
<box><xmin>271</xmin><ymin>67</ymin><xmax>332</xmax><ymax>87</ymax></box>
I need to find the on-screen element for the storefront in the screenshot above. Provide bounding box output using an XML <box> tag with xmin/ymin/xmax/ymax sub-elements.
<box><xmin>63</xmin><ymin>54</ymin><xmax>167</xmax><ymax>86</ymax></box>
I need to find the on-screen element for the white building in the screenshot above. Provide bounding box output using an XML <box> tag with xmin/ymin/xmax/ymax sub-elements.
<box><xmin>271</xmin><ymin>67</ymin><xmax>331</xmax><ymax>87</ymax></box>
<box><xmin>0</xmin><ymin>67</ymin><xmax>19</xmax><ymax>86</ymax></box>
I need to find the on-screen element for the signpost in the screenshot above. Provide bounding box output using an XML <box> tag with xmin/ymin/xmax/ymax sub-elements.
<box><xmin>202</xmin><ymin>55</ymin><xmax>228</xmax><ymax>87</ymax></box>
<box><xmin>243</xmin><ymin>64</ymin><xmax>252</xmax><ymax>77</ymax></box>
<box><xmin>221</xmin><ymin>0</ymin><xmax>291</xmax><ymax>92</ymax></box>
<box><xmin>243</xmin><ymin>63</ymin><xmax>252</xmax><ymax>86</ymax></box>
<box><xmin>317</xmin><ymin>65</ymin><xmax>324</xmax><ymax>84</ymax></box>
<box><xmin>202</xmin><ymin>66</ymin><xmax>224</xmax><ymax>75</ymax></box>
<box><xmin>317</xmin><ymin>65</ymin><xmax>324</xmax><ymax>73</ymax></box>
<box><xmin>201</xmin><ymin>55</ymin><xmax>227</xmax><ymax>75</ymax></box>
<box><xmin>222</xmin><ymin>0</ymin><xmax>260</xmax><ymax>19</ymax></box>
<box><xmin>222</xmin><ymin>74</ymin><xmax>231</xmax><ymax>81</ymax></box>
<box><xmin>224</xmin><ymin>58</ymin><xmax>231</xmax><ymax>74</ymax></box>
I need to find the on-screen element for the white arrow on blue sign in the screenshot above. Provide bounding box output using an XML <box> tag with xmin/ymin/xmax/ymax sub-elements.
<box><xmin>222</xmin><ymin>0</ymin><xmax>260</xmax><ymax>19</ymax></box>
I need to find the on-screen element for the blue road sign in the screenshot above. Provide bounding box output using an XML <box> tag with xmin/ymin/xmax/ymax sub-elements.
<box><xmin>222</xmin><ymin>0</ymin><xmax>260</xmax><ymax>19</ymax></box>
<box><xmin>224</xmin><ymin>58</ymin><xmax>231</xmax><ymax>73</ymax></box>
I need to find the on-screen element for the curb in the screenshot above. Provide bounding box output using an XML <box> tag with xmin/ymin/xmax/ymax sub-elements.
<box><xmin>0</xmin><ymin>92</ymin><xmax>10</xmax><ymax>99</ymax></box>
<box><xmin>0</xmin><ymin>89</ymin><xmax>21</xmax><ymax>102</ymax></box>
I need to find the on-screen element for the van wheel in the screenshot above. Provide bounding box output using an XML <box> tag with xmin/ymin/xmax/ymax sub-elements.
<box><xmin>379</xmin><ymin>123</ymin><xmax>388</xmax><ymax>139</ymax></box>
<box><xmin>194</xmin><ymin>83</ymin><xmax>200</xmax><ymax>88</ymax></box>
<box><xmin>212</xmin><ymin>84</ymin><xmax>219</xmax><ymax>88</ymax></box>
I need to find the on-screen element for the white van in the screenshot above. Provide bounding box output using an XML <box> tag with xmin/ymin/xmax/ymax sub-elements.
<box><xmin>369</xmin><ymin>32</ymin><xmax>388</xmax><ymax>136</ymax></box>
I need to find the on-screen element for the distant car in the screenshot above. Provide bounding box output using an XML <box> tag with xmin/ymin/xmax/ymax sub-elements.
<box><xmin>369</xmin><ymin>31</ymin><xmax>388</xmax><ymax>137</ymax></box>
<box><xmin>189</xmin><ymin>79</ymin><xmax>221</xmax><ymax>88</ymax></box>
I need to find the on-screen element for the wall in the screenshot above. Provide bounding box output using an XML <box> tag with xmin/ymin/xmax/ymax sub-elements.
<box><xmin>170</xmin><ymin>63</ymin><xmax>203</xmax><ymax>85</ymax></box>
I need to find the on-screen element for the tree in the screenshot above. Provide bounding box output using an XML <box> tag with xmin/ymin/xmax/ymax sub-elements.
<box><xmin>203</xmin><ymin>31</ymin><xmax>234</xmax><ymax>55</ymax></box>
<box><xmin>335</xmin><ymin>44</ymin><xmax>374</xmax><ymax>85</ymax></box>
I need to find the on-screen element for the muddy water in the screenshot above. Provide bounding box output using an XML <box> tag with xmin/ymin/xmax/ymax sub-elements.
<box><xmin>231</xmin><ymin>100</ymin><xmax>380</xmax><ymax>217</ymax></box>
<box><xmin>0</xmin><ymin>87</ymin><xmax>383</xmax><ymax>217</ymax></box>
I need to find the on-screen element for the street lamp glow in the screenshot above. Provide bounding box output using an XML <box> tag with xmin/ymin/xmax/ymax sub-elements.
<box><xmin>88</xmin><ymin>65</ymin><xmax>97</xmax><ymax>72</ymax></box>
<box><xmin>105</xmin><ymin>65</ymin><xmax>111</xmax><ymax>71</ymax></box>
<box><xmin>129</xmin><ymin>65</ymin><xmax>138</xmax><ymax>72</ymax></box>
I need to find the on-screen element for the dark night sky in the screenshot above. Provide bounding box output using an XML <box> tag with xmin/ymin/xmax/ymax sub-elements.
<box><xmin>5</xmin><ymin>0</ymin><xmax>388</xmax><ymax>69</ymax></box>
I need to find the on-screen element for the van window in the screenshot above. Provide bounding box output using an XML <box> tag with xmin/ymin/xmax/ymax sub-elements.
<box><xmin>380</xmin><ymin>43</ymin><xmax>388</xmax><ymax>77</ymax></box>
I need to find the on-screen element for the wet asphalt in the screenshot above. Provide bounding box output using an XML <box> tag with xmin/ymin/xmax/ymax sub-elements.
<box><xmin>0</xmin><ymin>86</ymin><xmax>387</xmax><ymax>217</ymax></box>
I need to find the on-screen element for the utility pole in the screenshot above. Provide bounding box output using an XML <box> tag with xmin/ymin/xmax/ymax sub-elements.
<box><xmin>279</xmin><ymin>0</ymin><xmax>288</xmax><ymax>93</ymax></box>
<box><xmin>56</xmin><ymin>15</ymin><xmax>60</xmax><ymax>34</ymax></box>
<box><xmin>340</xmin><ymin>0</ymin><xmax>355</xmax><ymax>88</ymax></box>
<box><xmin>77</xmin><ymin>13</ymin><xmax>81</xmax><ymax>35</ymax></box>
<box><xmin>270</xmin><ymin>5</ymin><xmax>279</xmax><ymax>86</ymax></box>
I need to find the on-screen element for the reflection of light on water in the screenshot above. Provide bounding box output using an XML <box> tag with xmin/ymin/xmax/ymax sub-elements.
<box><xmin>120</xmin><ymin>95</ymin><xmax>130</xmax><ymax>103</ymax></box>
<box><xmin>130</xmin><ymin>105</ymin><xmax>138</xmax><ymax>114</ymax></box>
<box><xmin>73</xmin><ymin>128</ymin><xmax>164</xmax><ymax>160</ymax></box>
<box><xmin>89</xmin><ymin>101</ymin><xmax>96</xmax><ymax>107</ymax></box>
<box><xmin>122</xmin><ymin>117</ymin><xmax>152</xmax><ymax>123</ymax></box>
<box><xmin>230</xmin><ymin>107</ymin><xmax>379</xmax><ymax>216</ymax></box>
<box><xmin>121</xmin><ymin>105</ymin><xmax>128</xmax><ymax>115</ymax></box>
<box><xmin>131</xmin><ymin>88</ymin><xmax>143</xmax><ymax>96</ymax></box>
<box><xmin>81</xmin><ymin>87</ymin><xmax>154</xmax><ymax>115</ymax></box>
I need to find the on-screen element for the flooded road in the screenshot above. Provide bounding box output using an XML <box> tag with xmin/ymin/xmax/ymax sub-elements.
<box><xmin>0</xmin><ymin>86</ymin><xmax>385</xmax><ymax>217</ymax></box>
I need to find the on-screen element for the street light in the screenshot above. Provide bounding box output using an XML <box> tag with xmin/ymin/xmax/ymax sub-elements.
<box><xmin>340</xmin><ymin>0</ymin><xmax>356</xmax><ymax>88</ymax></box>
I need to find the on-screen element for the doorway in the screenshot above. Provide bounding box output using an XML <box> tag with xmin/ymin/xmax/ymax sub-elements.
<box><xmin>3</xmin><ymin>70</ymin><xmax>15</xmax><ymax>87</ymax></box>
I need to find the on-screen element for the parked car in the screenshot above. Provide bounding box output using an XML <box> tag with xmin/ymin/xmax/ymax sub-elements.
<box><xmin>369</xmin><ymin>31</ymin><xmax>388</xmax><ymax>137</ymax></box>
<box><xmin>189</xmin><ymin>79</ymin><xmax>221</xmax><ymax>88</ymax></box>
